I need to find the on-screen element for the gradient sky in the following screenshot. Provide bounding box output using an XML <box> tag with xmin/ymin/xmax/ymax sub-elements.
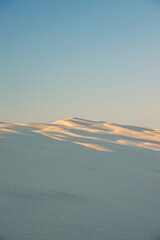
<box><xmin>1</xmin><ymin>0</ymin><xmax>160</xmax><ymax>128</ymax></box>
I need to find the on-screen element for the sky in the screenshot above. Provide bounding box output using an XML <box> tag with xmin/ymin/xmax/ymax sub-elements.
<box><xmin>0</xmin><ymin>0</ymin><xmax>160</xmax><ymax>128</ymax></box>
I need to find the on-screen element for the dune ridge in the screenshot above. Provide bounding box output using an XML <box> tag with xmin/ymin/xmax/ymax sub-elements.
<box><xmin>0</xmin><ymin>117</ymin><xmax>160</xmax><ymax>152</ymax></box>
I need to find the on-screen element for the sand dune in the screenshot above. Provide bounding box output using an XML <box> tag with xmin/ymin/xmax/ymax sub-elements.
<box><xmin>0</xmin><ymin>117</ymin><xmax>160</xmax><ymax>240</ymax></box>
<box><xmin>2</xmin><ymin>117</ymin><xmax>159</xmax><ymax>152</ymax></box>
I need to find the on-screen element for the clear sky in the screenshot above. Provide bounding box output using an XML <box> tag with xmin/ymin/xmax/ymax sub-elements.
<box><xmin>1</xmin><ymin>0</ymin><xmax>160</xmax><ymax>128</ymax></box>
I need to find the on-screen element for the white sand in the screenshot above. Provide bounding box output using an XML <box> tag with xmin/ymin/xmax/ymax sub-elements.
<box><xmin>0</xmin><ymin>117</ymin><xmax>160</xmax><ymax>240</ymax></box>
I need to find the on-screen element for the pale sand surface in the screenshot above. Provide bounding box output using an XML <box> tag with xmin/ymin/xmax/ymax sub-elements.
<box><xmin>0</xmin><ymin>117</ymin><xmax>160</xmax><ymax>240</ymax></box>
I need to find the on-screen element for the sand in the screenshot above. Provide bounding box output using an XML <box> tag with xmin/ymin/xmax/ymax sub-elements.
<box><xmin>0</xmin><ymin>117</ymin><xmax>160</xmax><ymax>240</ymax></box>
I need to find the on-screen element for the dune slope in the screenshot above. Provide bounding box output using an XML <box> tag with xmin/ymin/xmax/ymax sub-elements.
<box><xmin>0</xmin><ymin>117</ymin><xmax>160</xmax><ymax>240</ymax></box>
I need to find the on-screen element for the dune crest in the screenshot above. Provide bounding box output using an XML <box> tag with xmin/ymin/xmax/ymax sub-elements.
<box><xmin>0</xmin><ymin>117</ymin><xmax>160</xmax><ymax>152</ymax></box>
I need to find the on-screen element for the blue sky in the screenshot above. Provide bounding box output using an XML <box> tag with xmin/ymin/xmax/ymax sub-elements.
<box><xmin>0</xmin><ymin>0</ymin><xmax>160</xmax><ymax>127</ymax></box>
